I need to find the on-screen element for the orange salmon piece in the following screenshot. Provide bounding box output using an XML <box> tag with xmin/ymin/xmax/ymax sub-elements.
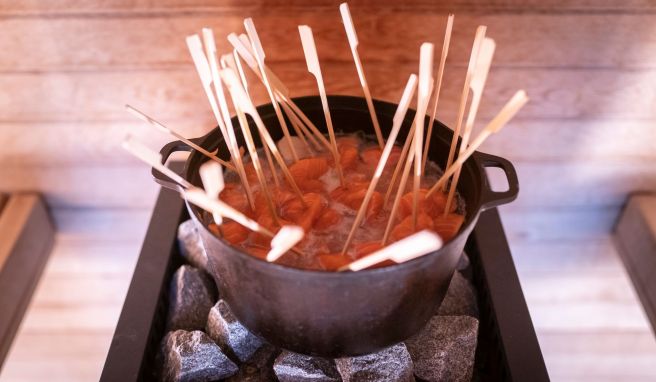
<box><xmin>318</xmin><ymin>253</ymin><xmax>352</xmax><ymax>271</ymax></box>
<box><xmin>244</xmin><ymin>244</ymin><xmax>268</xmax><ymax>260</ymax></box>
<box><xmin>361</xmin><ymin>146</ymin><xmax>402</xmax><ymax>167</ymax></box>
<box><xmin>220</xmin><ymin>184</ymin><xmax>249</xmax><ymax>215</ymax></box>
<box><xmin>289</xmin><ymin>157</ymin><xmax>329</xmax><ymax>180</ymax></box>
<box><xmin>296</xmin><ymin>178</ymin><xmax>324</xmax><ymax>193</ymax></box>
<box><xmin>331</xmin><ymin>184</ymin><xmax>382</xmax><ymax>221</ymax></box>
<box><xmin>208</xmin><ymin>221</ymin><xmax>249</xmax><ymax>245</ymax></box>
<box><xmin>390</xmin><ymin>213</ymin><xmax>435</xmax><ymax>242</ymax></box>
<box><xmin>336</xmin><ymin>136</ymin><xmax>359</xmax><ymax>150</ymax></box>
<box><xmin>280</xmin><ymin>193</ymin><xmax>325</xmax><ymax>232</ymax></box>
<box><xmin>354</xmin><ymin>242</ymin><xmax>383</xmax><ymax>257</ymax></box>
<box><xmin>340</xmin><ymin>145</ymin><xmax>359</xmax><ymax>170</ymax></box>
<box><xmin>314</xmin><ymin>207</ymin><xmax>342</xmax><ymax>230</ymax></box>
<box><xmin>433</xmin><ymin>213</ymin><xmax>465</xmax><ymax>243</ymax></box>
<box><xmin>397</xmin><ymin>189</ymin><xmax>454</xmax><ymax>220</ymax></box>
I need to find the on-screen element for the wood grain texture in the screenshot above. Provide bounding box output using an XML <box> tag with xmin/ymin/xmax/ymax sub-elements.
<box><xmin>3</xmin><ymin>66</ymin><xmax>656</xmax><ymax>123</ymax></box>
<box><xmin>3</xmin><ymin>14</ymin><xmax>656</xmax><ymax>71</ymax></box>
<box><xmin>2</xmin><ymin>159</ymin><xmax>651</xmax><ymax>209</ymax></box>
<box><xmin>2</xmin><ymin>119</ymin><xmax>654</xmax><ymax>165</ymax></box>
<box><xmin>3</xmin><ymin>0</ymin><xmax>655</xmax><ymax>16</ymax></box>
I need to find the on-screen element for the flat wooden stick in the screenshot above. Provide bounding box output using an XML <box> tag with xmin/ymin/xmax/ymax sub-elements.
<box><xmin>228</xmin><ymin>33</ymin><xmax>333</xmax><ymax>153</ymax></box>
<box><xmin>382</xmin><ymin>132</ymin><xmax>416</xmax><ymax>245</ymax></box>
<box><xmin>384</xmin><ymin>125</ymin><xmax>414</xmax><ymax>207</ymax></box>
<box><xmin>184</xmin><ymin>188</ymin><xmax>274</xmax><ymax>237</ymax></box>
<box><xmin>278</xmin><ymin>95</ymin><xmax>317</xmax><ymax>152</ymax></box>
<box><xmin>186</xmin><ymin>35</ymin><xmax>230</xmax><ymax>140</ymax></box>
<box><xmin>202</xmin><ymin>28</ymin><xmax>255</xmax><ymax>210</ymax></box>
<box><xmin>426</xmin><ymin>90</ymin><xmax>529</xmax><ymax>197</ymax></box>
<box><xmin>412</xmin><ymin>43</ymin><xmax>434</xmax><ymax>229</ymax></box>
<box><xmin>220</xmin><ymin>68</ymin><xmax>307</xmax><ymax>205</ymax></box>
<box><xmin>199</xmin><ymin>161</ymin><xmax>225</xmax><ymax>224</ymax></box>
<box><xmin>220</xmin><ymin>52</ymin><xmax>282</xmax><ymax>189</ymax></box>
<box><xmin>340</xmin><ymin>2</ymin><xmax>383</xmax><ymax>148</ymax></box>
<box><xmin>442</xmin><ymin>26</ymin><xmax>486</xmax><ymax>191</ymax></box>
<box><xmin>444</xmin><ymin>37</ymin><xmax>496</xmax><ymax>216</ymax></box>
<box><xmin>228</xmin><ymin>34</ymin><xmax>313</xmax><ymax>153</ymax></box>
<box><xmin>340</xmin><ymin>230</ymin><xmax>442</xmax><ymax>272</ymax></box>
<box><xmin>341</xmin><ymin>74</ymin><xmax>418</xmax><ymax>254</ymax></box>
<box><xmin>298</xmin><ymin>25</ymin><xmax>345</xmax><ymax>185</ymax></box>
<box><xmin>423</xmin><ymin>14</ymin><xmax>454</xmax><ymax>174</ymax></box>
<box><xmin>122</xmin><ymin>135</ymin><xmax>193</xmax><ymax>189</ymax></box>
<box><xmin>125</xmin><ymin>105</ymin><xmax>236</xmax><ymax>172</ymax></box>
<box><xmin>266</xmin><ymin>225</ymin><xmax>304</xmax><ymax>262</ymax></box>
<box><xmin>244</xmin><ymin>18</ymin><xmax>299</xmax><ymax>162</ymax></box>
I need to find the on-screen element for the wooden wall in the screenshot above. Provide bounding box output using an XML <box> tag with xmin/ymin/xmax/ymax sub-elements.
<box><xmin>1</xmin><ymin>0</ymin><xmax>655</xmax><ymax>238</ymax></box>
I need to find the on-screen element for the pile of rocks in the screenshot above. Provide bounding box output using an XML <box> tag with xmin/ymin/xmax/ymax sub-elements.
<box><xmin>160</xmin><ymin>220</ymin><xmax>479</xmax><ymax>381</ymax></box>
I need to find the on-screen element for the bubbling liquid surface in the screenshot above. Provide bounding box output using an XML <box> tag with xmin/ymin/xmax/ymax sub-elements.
<box><xmin>205</xmin><ymin>134</ymin><xmax>466</xmax><ymax>271</ymax></box>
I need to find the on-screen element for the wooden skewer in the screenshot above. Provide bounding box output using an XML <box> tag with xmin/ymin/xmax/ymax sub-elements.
<box><xmin>339</xmin><ymin>2</ymin><xmax>383</xmax><ymax>148</ymax></box>
<box><xmin>426</xmin><ymin>90</ymin><xmax>529</xmax><ymax>197</ymax></box>
<box><xmin>412</xmin><ymin>43</ymin><xmax>434</xmax><ymax>229</ymax></box>
<box><xmin>298</xmin><ymin>25</ymin><xmax>345</xmax><ymax>185</ymax></box>
<box><xmin>340</xmin><ymin>230</ymin><xmax>442</xmax><ymax>272</ymax></box>
<box><xmin>382</xmin><ymin>131</ymin><xmax>416</xmax><ymax>245</ymax></box>
<box><xmin>122</xmin><ymin>135</ymin><xmax>192</xmax><ymax>189</ymax></box>
<box><xmin>443</xmin><ymin>37</ymin><xmax>496</xmax><ymax>216</ymax></box>
<box><xmin>266</xmin><ymin>225</ymin><xmax>304</xmax><ymax>262</ymax></box>
<box><xmin>232</xmin><ymin>49</ymin><xmax>251</xmax><ymax>98</ymax></box>
<box><xmin>384</xmin><ymin>124</ymin><xmax>414</xmax><ymax>207</ymax></box>
<box><xmin>220</xmin><ymin>52</ymin><xmax>282</xmax><ymax>189</ymax></box>
<box><xmin>186</xmin><ymin>35</ymin><xmax>230</xmax><ymax>141</ymax></box>
<box><xmin>278</xmin><ymin>96</ymin><xmax>317</xmax><ymax>152</ymax></box>
<box><xmin>228</xmin><ymin>33</ymin><xmax>314</xmax><ymax>153</ymax></box>
<box><xmin>228</xmin><ymin>33</ymin><xmax>333</xmax><ymax>153</ymax></box>
<box><xmin>184</xmin><ymin>188</ymin><xmax>274</xmax><ymax>237</ymax></box>
<box><xmin>202</xmin><ymin>28</ymin><xmax>255</xmax><ymax>211</ymax></box>
<box><xmin>125</xmin><ymin>105</ymin><xmax>236</xmax><ymax>172</ymax></box>
<box><xmin>442</xmin><ymin>26</ymin><xmax>486</xmax><ymax>193</ymax></box>
<box><xmin>423</xmin><ymin>14</ymin><xmax>454</xmax><ymax>174</ymax></box>
<box><xmin>199</xmin><ymin>161</ymin><xmax>225</xmax><ymax>224</ymax></box>
<box><xmin>220</xmin><ymin>68</ymin><xmax>307</xmax><ymax>206</ymax></box>
<box><xmin>122</xmin><ymin>136</ymin><xmax>306</xmax><ymax>254</ymax></box>
<box><xmin>244</xmin><ymin>18</ymin><xmax>299</xmax><ymax>162</ymax></box>
<box><xmin>341</xmin><ymin>74</ymin><xmax>418</xmax><ymax>254</ymax></box>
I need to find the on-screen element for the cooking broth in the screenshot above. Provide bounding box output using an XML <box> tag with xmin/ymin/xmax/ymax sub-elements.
<box><xmin>204</xmin><ymin>134</ymin><xmax>466</xmax><ymax>271</ymax></box>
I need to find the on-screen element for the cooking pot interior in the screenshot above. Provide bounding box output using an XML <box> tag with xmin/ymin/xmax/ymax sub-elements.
<box><xmin>185</xmin><ymin>95</ymin><xmax>483</xmax><ymax>230</ymax></box>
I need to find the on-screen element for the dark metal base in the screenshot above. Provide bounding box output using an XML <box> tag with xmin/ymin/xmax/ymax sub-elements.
<box><xmin>101</xmin><ymin>184</ymin><xmax>548</xmax><ymax>381</ymax></box>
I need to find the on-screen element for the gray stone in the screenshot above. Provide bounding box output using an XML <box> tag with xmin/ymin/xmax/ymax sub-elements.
<box><xmin>437</xmin><ymin>271</ymin><xmax>478</xmax><ymax>318</ymax></box>
<box><xmin>161</xmin><ymin>330</ymin><xmax>238</xmax><ymax>382</ymax></box>
<box><xmin>335</xmin><ymin>343</ymin><xmax>414</xmax><ymax>382</ymax></box>
<box><xmin>226</xmin><ymin>343</ymin><xmax>280</xmax><ymax>382</ymax></box>
<box><xmin>167</xmin><ymin>265</ymin><xmax>217</xmax><ymax>331</ymax></box>
<box><xmin>456</xmin><ymin>252</ymin><xmax>470</xmax><ymax>271</ymax></box>
<box><xmin>206</xmin><ymin>300</ymin><xmax>264</xmax><ymax>363</ymax></box>
<box><xmin>405</xmin><ymin>315</ymin><xmax>479</xmax><ymax>382</ymax></box>
<box><xmin>177</xmin><ymin>219</ymin><xmax>209</xmax><ymax>272</ymax></box>
<box><xmin>274</xmin><ymin>351</ymin><xmax>341</xmax><ymax>382</ymax></box>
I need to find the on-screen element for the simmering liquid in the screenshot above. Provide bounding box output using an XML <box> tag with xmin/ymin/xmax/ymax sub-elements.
<box><xmin>205</xmin><ymin>134</ymin><xmax>466</xmax><ymax>271</ymax></box>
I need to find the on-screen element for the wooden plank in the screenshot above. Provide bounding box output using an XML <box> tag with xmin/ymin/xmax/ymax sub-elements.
<box><xmin>614</xmin><ymin>194</ymin><xmax>656</xmax><ymax>333</ymax></box>
<box><xmin>0</xmin><ymin>194</ymin><xmax>55</xmax><ymax>368</ymax></box>
<box><xmin>3</xmin><ymin>14</ymin><xmax>656</xmax><ymax>71</ymax></box>
<box><xmin>2</xmin><ymin>0</ymin><xmax>655</xmax><ymax>16</ymax></box>
<box><xmin>2</xmin><ymin>118</ymin><xmax>655</xmax><ymax>166</ymax></box>
<box><xmin>537</xmin><ymin>330</ymin><xmax>656</xmax><ymax>382</ymax></box>
<box><xmin>2</xmin><ymin>67</ymin><xmax>656</xmax><ymax>123</ymax></box>
<box><xmin>3</xmin><ymin>159</ymin><xmax>652</xmax><ymax>208</ymax></box>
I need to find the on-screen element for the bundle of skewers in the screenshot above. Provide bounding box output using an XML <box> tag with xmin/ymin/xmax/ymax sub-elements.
<box><xmin>123</xmin><ymin>3</ymin><xmax>528</xmax><ymax>272</ymax></box>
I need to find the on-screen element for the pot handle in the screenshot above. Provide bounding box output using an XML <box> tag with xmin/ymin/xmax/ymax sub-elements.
<box><xmin>152</xmin><ymin>139</ymin><xmax>193</xmax><ymax>191</ymax></box>
<box><xmin>477</xmin><ymin>152</ymin><xmax>519</xmax><ymax>210</ymax></box>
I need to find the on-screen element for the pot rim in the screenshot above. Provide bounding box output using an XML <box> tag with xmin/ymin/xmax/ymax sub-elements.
<box><xmin>162</xmin><ymin>95</ymin><xmax>516</xmax><ymax>276</ymax></box>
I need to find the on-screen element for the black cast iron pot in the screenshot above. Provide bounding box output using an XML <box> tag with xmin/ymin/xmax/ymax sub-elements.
<box><xmin>155</xmin><ymin>95</ymin><xmax>518</xmax><ymax>357</ymax></box>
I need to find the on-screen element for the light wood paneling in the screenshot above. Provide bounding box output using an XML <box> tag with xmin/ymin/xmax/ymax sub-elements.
<box><xmin>3</xmin><ymin>0</ymin><xmax>655</xmax><ymax>16</ymax></box>
<box><xmin>3</xmin><ymin>14</ymin><xmax>656</xmax><ymax>71</ymax></box>
<box><xmin>3</xmin><ymin>67</ymin><xmax>656</xmax><ymax>123</ymax></box>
